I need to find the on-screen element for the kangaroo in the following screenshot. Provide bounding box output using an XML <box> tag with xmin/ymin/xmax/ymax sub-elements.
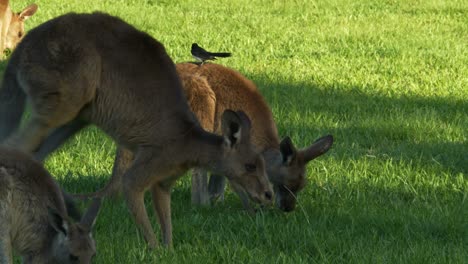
<box><xmin>0</xmin><ymin>147</ymin><xmax>101</xmax><ymax>264</ymax></box>
<box><xmin>176</xmin><ymin>63</ymin><xmax>333</xmax><ymax>212</ymax></box>
<box><xmin>0</xmin><ymin>12</ymin><xmax>272</xmax><ymax>248</ymax></box>
<box><xmin>0</xmin><ymin>0</ymin><xmax>37</xmax><ymax>58</ymax></box>
<box><xmin>81</xmin><ymin>63</ymin><xmax>334</xmax><ymax>213</ymax></box>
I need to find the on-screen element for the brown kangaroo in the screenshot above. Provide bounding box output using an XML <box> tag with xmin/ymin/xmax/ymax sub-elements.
<box><xmin>0</xmin><ymin>12</ymin><xmax>272</xmax><ymax>248</ymax></box>
<box><xmin>177</xmin><ymin>63</ymin><xmax>333</xmax><ymax>212</ymax></box>
<box><xmin>0</xmin><ymin>147</ymin><xmax>101</xmax><ymax>264</ymax></box>
<box><xmin>83</xmin><ymin>63</ymin><xmax>333</xmax><ymax>212</ymax></box>
<box><xmin>0</xmin><ymin>0</ymin><xmax>37</xmax><ymax>58</ymax></box>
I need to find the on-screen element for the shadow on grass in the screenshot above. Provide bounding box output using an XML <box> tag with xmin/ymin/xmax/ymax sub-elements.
<box><xmin>252</xmin><ymin>75</ymin><xmax>467</xmax><ymax>175</ymax></box>
<box><xmin>170</xmin><ymin>181</ymin><xmax>466</xmax><ymax>262</ymax></box>
<box><xmin>59</xmin><ymin>172</ymin><xmax>466</xmax><ymax>262</ymax></box>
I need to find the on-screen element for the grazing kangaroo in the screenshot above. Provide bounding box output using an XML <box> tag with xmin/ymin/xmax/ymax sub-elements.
<box><xmin>0</xmin><ymin>0</ymin><xmax>37</xmax><ymax>58</ymax></box>
<box><xmin>0</xmin><ymin>147</ymin><xmax>101</xmax><ymax>264</ymax></box>
<box><xmin>179</xmin><ymin>63</ymin><xmax>333</xmax><ymax>212</ymax></box>
<box><xmin>0</xmin><ymin>12</ymin><xmax>272</xmax><ymax>248</ymax></box>
<box><xmin>84</xmin><ymin>63</ymin><xmax>334</xmax><ymax>212</ymax></box>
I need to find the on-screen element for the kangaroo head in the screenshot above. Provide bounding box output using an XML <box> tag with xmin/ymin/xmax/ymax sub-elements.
<box><xmin>217</xmin><ymin>110</ymin><xmax>273</xmax><ymax>205</ymax></box>
<box><xmin>1</xmin><ymin>2</ymin><xmax>37</xmax><ymax>54</ymax></box>
<box><xmin>48</xmin><ymin>198</ymin><xmax>101</xmax><ymax>264</ymax></box>
<box><xmin>265</xmin><ymin>135</ymin><xmax>333</xmax><ymax>212</ymax></box>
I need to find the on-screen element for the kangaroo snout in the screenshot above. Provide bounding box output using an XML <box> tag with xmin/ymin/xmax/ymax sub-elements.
<box><xmin>255</xmin><ymin>188</ymin><xmax>274</xmax><ymax>206</ymax></box>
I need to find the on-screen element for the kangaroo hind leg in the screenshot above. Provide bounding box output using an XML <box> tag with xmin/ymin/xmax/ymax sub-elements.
<box><xmin>4</xmin><ymin>67</ymin><xmax>94</xmax><ymax>153</ymax></box>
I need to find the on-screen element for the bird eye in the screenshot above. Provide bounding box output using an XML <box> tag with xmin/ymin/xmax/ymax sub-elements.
<box><xmin>245</xmin><ymin>163</ymin><xmax>256</xmax><ymax>172</ymax></box>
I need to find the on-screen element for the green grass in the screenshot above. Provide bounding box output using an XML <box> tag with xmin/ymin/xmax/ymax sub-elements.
<box><xmin>5</xmin><ymin>0</ymin><xmax>467</xmax><ymax>263</ymax></box>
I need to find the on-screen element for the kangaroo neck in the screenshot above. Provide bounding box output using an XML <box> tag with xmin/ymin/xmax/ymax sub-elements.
<box><xmin>183</xmin><ymin>126</ymin><xmax>225</xmax><ymax>172</ymax></box>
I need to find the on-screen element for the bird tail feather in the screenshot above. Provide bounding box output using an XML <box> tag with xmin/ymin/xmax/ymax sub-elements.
<box><xmin>209</xmin><ymin>52</ymin><xmax>231</xmax><ymax>57</ymax></box>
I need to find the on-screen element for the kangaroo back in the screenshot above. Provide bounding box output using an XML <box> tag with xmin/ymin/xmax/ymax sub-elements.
<box><xmin>5</xmin><ymin>12</ymin><xmax>194</xmax><ymax>151</ymax></box>
<box><xmin>176</xmin><ymin>63</ymin><xmax>280</xmax><ymax>150</ymax></box>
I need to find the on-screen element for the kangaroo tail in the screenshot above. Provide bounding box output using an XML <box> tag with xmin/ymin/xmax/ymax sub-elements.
<box><xmin>210</xmin><ymin>52</ymin><xmax>231</xmax><ymax>58</ymax></box>
<box><xmin>0</xmin><ymin>68</ymin><xmax>26</xmax><ymax>142</ymax></box>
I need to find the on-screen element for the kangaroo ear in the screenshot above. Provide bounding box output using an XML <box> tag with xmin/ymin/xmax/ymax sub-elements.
<box><xmin>19</xmin><ymin>3</ymin><xmax>38</xmax><ymax>20</ymax></box>
<box><xmin>80</xmin><ymin>198</ymin><xmax>102</xmax><ymax>230</ymax></box>
<box><xmin>221</xmin><ymin>110</ymin><xmax>251</xmax><ymax>148</ymax></box>
<box><xmin>48</xmin><ymin>207</ymin><xmax>69</xmax><ymax>235</ymax></box>
<box><xmin>280</xmin><ymin>136</ymin><xmax>297</xmax><ymax>165</ymax></box>
<box><xmin>301</xmin><ymin>134</ymin><xmax>334</xmax><ymax>162</ymax></box>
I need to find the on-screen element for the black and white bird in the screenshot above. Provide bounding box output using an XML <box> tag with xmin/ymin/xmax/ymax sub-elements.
<box><xmin>191</xmin><ymin>43</ymin><xmax>231</xmax><ymax>64</ymax></box>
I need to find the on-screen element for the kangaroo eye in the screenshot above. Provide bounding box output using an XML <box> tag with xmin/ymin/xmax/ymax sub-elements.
<box><xmin>18</xmin><ymin>32</ymin><xmax>23</xmax><ymax>38</ymax></box>
<box><xmin>245</xmin><ymin>163</ymin><xmax>256</xmax><ymax>172</ymax></box>
<box><xmin>69</xmin><ymin>254</ymin><xmax>79</xmax><ymax>261</ymax></box>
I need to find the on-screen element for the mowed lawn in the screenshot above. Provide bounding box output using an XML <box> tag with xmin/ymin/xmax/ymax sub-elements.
<box><xmin>4</xmin><ymin>0</ymin><xmax>467</xmax><ymax>263</ymax></box>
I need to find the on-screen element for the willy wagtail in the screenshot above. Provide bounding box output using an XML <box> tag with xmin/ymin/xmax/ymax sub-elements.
<box><xmin>191</xmin><ymin>43</ymin><xmax>231</xmax><ymax>63</ymax></box>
